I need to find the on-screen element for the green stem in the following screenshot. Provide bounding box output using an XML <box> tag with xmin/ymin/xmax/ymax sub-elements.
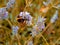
<box><xmin>6</xmin><ymin>19</ymin><xmax>12</xmax><ymax>27</ymax></box>
<box><xmin>0</xmin><ymin>25</ymin><xmax>11</xmax><ymax>30</ymax></box>
<box><xmin>41</xmin><ymin>34</ymin><xmax>49</xmax><ymax>45</ymax></box>
<box><xmin>54</xmin><ymin>38</ymin><xmax>60</xmax><ymax>45</ymax></box>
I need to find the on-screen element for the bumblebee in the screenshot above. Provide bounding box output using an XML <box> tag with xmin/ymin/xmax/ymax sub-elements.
<box><xmin>16</xmin><ymin>15</ymin><xmax>28</xmax><ymax>31</ymax></box>
<box><xmin>16</xmin><ymin>15</ymin><xmax>27</xmax><ymax>23</ymax></box>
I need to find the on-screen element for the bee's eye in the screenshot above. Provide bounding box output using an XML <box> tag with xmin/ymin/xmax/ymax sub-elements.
<box><xmin>17</xmin><ymin>19</ymin><xmax>25</xmax><ymax>23</ymax></box>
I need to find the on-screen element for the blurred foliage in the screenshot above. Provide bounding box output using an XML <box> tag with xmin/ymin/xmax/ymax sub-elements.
<box><xmin>0</xmin><ymin>0</ymin><xmax>60</xmax><ymax>45</ymax></box>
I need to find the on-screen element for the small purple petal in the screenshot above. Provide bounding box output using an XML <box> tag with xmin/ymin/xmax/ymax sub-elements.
<box><xmin>0</xmin><ymin>8</ymin><xmax>8</xmax><ymax>20</ymax></box>
<box><xmin>12</xmin><ymin>26</ymin><xmax>19</xmax><ymax>35</ymax></box>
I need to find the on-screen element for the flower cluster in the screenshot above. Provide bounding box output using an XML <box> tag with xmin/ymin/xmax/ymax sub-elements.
<box><xmin>50</xmin><ymin>10</ymin><xmax>58</xmax><ymax>23</ymax></box>
<box><xmin>36</xmin><ymin>16</ymin><xmax>46</xmax><ymax>30</ymax></box>
<box><xmin>0</xmin><ymin>0</ymin><xmax>60</xmax><ymax>45</ymax></box>
<box><xmin>0</xmin><ymin>8</ymin><xmax>8</xmax><ymax>20</ymax></box>
<box><xmin>0</xmin><ymin>0</ymin><xmax>15</xmax><ymax>20</ymax></box>
<box><xmin>18</xmin><ymin>12</ymin><xmax>32</xmax><ymax>26</ymax></box>
<box><xmin>6</xmin><ymin>0</ymin><xmax>15</xmax><ymax>9</ymax></box>
<box><xmin>31</xmin><ymin>25</ymin><xmax>39</xmax><ymax>37</ymax></box>
<box><xmin>12</xmin><ymin>26</ymin><xmax>19</xmax><ymax>35</ymax></box>
<box><xmin>31</xmin><ymin>16</ymin><xmax>46</xmax><ymax>37</ymax></box>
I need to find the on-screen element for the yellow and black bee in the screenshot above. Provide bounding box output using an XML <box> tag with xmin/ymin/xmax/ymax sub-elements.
<box><xmin>16</xmin><ymin>15</ymin><xmax>27</xmax><ymax>23</ymax></box>
<box><xmin>16</xmin><ymin>15</ymin><xmax>28</xmax><ymax>31</ymax></box>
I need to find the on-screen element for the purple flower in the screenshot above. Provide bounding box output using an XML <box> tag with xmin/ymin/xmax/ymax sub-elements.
<box><xmin>31</xmin><ymin>25</ymin><xmax>39</xmax><ymax>37</ymax></box>
<box><xmin>31</xmin><ymin>16</ymin><xmax>46</xmax><ymax>37</ymax></box>
<box><xmin>12</xmin><ymin>26</ymin><xmax>19</xmax><ymax>35</ymax></box>
<box><xmin>50</xmin><ymin>10</ymin><xmax>58</xmax><ymax>23</ymax></box>
<box><xmin>19</xmin><ymin>12</ymin><xmax>32</xmax><ymax>26</ymax></box>
<box><xmin>6</xmin><ymin>0</ymin><xmax>15</xmax><ymax>9</ymax></box>
<box><xmin>9</xmin><ymin>0</ymin><xmax>15</xmax><ymax>4</ymax></box>
<box><xmin>0</xmin><ymin>8</ymin><xmax>8</xmax><ymax>20</ymax></box>
<box><xmin>6</xmin><ymin>2</ymin><xmax>13</xmax><ymax>9</ymax></box>
<box><xmin>36</xmin><ymin>16</ymin><xmax>46</xmax><ymax>30</ymax></box>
